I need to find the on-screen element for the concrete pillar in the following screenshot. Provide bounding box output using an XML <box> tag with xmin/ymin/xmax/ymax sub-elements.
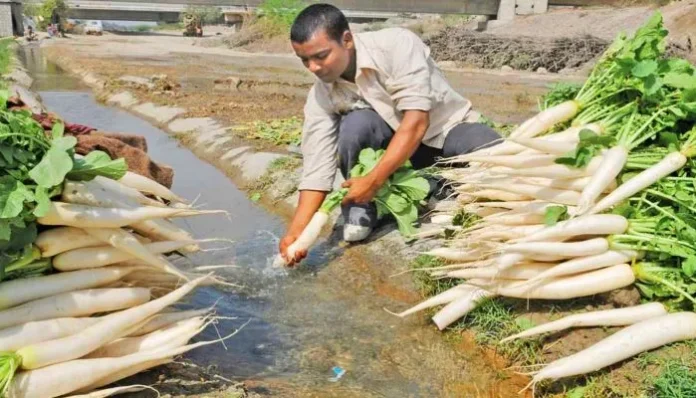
<box><xmin>0</xmin><ymin>3</ymin><xmax>13</xmax><ymax>37</ymax></box>
<box><xmin>496</xmin><ymin>0</ymin><xmax>516</xmax><ymax>22</ymax></box>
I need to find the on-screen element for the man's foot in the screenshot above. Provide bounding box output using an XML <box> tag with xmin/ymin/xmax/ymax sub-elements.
<box><xmin>342</xmin><ymin>203</ymin><xmax>377</xmax><ymax>242</ymax></box>
<box><xmin>343</xmin><ymin>224</ymin><xmax>373</xmax><ymax>242</ymax></box>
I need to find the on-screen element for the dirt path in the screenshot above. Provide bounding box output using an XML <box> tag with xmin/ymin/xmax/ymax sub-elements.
<box><xmin>40</xmin><ymin>32</ymin><xmax>581</xmax><ymax>125</ymax></box>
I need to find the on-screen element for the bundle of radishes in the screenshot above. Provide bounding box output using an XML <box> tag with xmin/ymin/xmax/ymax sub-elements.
<box><xmin>391</xmin><ymin>12</ymin><xmax>696</xmax><ymax>389</ymax></box>
<box><xmin>0</xmin><ymin>99</ymin><xmax>237</xmax><ymax>396</ymax></box>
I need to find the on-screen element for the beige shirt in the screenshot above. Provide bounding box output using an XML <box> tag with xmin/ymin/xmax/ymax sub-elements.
<box><xmin>299</xmin><ymin>27</ymin><xmax>479</xmax><ymax>192</ymax></box>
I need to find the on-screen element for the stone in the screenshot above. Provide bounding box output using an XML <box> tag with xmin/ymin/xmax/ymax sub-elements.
<box><xmin>231</xmin><ymin>152</ymin><xmax>285</xmax><ymax>181</ymax></box>
<box><xmin>536</xmin><ymin>67</ymin><xmax>549</xmax><ymax>74</ymax></box>
<box><xmin>9</xmin><ymin>84</ymin><xmax>43</xmax><ymax>113</ymax></box>
<box><xmin>168</xmin><ymin>117</ymin><xmax>220</xmax><ymax>134</ymax></box>
<box><xmin>106</xmin><ymin>91</ymin><xmax>138</xmax><ymax>108</ymax></box>
<box><xmin>5</xmin><ymin>69</ymin><xmax>33</xmax><ymax>87</ymax></box>
<box><xmin>133</xmin><ymin>103</ymin><xmax>185</xmax><ymax>125</ymax></box>
<box><xmin>221</xmin><ymin>146</ymin><xmax>252</xmax><ymax>160</ymax></box>
<box><xmin>501</xmin><ymin>65</ymin><xmax>513</xmax><ymax>72</ymax></box>
<box><xmin>119</xmin><ymin>75</ymin><xmax>154</xmax><ymax>89</ymax></box>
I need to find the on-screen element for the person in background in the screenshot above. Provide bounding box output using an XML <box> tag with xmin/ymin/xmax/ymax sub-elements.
<box><xmin>279</xmin><ymin>4</ymin><xmax>500</xmax><ymax>266</ymax></box>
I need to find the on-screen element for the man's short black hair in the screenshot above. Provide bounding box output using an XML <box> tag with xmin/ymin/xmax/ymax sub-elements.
<box><xmin>290</xmin><ymin>3</ymin><xmax>350</xmax><ymax>44</ymax></box>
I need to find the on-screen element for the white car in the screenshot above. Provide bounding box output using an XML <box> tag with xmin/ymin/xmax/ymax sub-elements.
<box><xmin>84</xmin><ymin>20</ymin><xmax>103</xmax><ymax>35</ymax></box>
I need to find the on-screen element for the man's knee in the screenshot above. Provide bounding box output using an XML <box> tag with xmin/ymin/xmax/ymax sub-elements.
<box><xmin>442</xmin><ymin>123</ymin><xmax>502</xmax><ymax>158</ymax></box>
<box><xmin>338</xmin><ymin>109</ymin><xmax>391</xmax><ymax>152</ymax></box>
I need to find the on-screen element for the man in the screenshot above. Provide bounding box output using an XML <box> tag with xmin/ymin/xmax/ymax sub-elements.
<box><xmin>279</xmin><ymin>4</ymin><xmax>500</xmax><ymax>266</ymax></box>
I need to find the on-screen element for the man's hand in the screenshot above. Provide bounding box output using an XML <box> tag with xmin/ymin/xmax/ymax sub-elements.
<box><xmin>342</xmin><ymin>174</ymin><xmax>383</xmax><ymax>205</ymax></box>
<box><xmin>279</xmin><ymin>233</ymin><xmax>307</xmax><ymax>268</ymax></box>
<box><xmin>279</xmin><ymin>190</ymin><xmax>327</xmax><ymax>268</ymax></box>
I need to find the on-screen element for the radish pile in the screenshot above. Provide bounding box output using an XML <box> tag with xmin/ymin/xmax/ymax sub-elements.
<box><xmin>392</xmin><ymin>13</ymin><xmax>696</xmax><ymax>389</ymax></box>
<box><xmin>0</xmin><ymin>96</ymin><xmax>237</xmax><ymax>396</ymax></box>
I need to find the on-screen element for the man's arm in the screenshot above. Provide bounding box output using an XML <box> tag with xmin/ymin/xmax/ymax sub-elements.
<box><xmin>280</xmin><ymin>84</ymin><xmax>338</xmax><ymax>266</ymax></box>
<box><xmin>342</xmin><ymin>110</ymin><xmax>429</xmax><ymax>204</ymax></box>
<box><xmin>280</xmin><ymin>190</ymin><xmax>326</xmax><ymax>266</ymax></box>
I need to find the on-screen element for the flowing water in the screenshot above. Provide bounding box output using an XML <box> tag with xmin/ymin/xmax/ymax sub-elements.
<box><xmin>18</xmin><ymin>44</ymin><xmax>520</xmax><ymax>397</ymax></box>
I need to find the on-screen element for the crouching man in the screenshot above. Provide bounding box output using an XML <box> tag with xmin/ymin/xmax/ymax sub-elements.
<box><xmin>280</xmin><ymin>4</ymin><xmax>500</xmax><ymax>266</ymax></box>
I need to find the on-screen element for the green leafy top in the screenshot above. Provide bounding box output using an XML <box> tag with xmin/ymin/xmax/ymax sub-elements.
<box><xmin>318</xmin><ymin>148</ymin><xmax>430</xmax><ymax>237</ymax></box>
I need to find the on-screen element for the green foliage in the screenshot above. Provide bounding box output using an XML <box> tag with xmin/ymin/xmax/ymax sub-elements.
<box><xmin>0</xmin><ymin>89</ymin><xmax>126</xmax><ymax>281</ymax></box>
<box><xmin>180</xmin><ymin>5</ymin><xmax>222</xmax><ymax>25</ymax></box>
<box><xmin>318</xmin><ymin>148</ymin><xmax>431</xmax><ymax>237</ymax></box>
<box><xmin>544</xmin><ymin>205</ymin><xmax>569</xmax><ymax>226</ymax></box>
<box><xmin>555</xmin><ymin>129</ymin><xmax>615</xmax><ymax>168</ymax></box>
<box><xmin>237</xmin><ymin>117</ymin><xmax>303</xmax><ymax>147</ymax></box>
<box><xmin>33</xmin><ymin>0</ymin><xmax>68</xmax><ymax>31</ymax></box>
<box><xmin>651</xmin><ymin>360</ymin><xmax>696</xmax><ymax>397</ymax></box>
<box><xmin>256</xmin><ymin>0</ymin><xmax>306</xmax><ymax>37</ymax></box>
<box><xmin>541</xmin><ymin>82</ymin><xmax>582</xmax><ymax>111</ymax></box>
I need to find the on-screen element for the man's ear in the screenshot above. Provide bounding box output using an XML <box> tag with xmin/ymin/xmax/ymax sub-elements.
<box><xmin>342</xmin><ymin>31</ymin><xmax>354</xmax><ymax>49</ymax></box>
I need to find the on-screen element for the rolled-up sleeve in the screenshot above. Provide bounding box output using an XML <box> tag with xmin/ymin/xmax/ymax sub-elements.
<box><xmin>298</xmin><ymin>83</ymin><xmax>340</xmax><ymax>192</ymax></box>
<box><xmin>386</xmin><ymin>30</ymin><xmax>434</xmax><ymax>112</ymax></box>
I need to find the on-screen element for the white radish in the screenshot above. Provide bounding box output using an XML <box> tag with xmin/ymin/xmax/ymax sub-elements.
<box><xmin>0</xmin><ymin>267</ymin><xmax>138</xmax><ymax>310</ymax></box>
<box><xmin>82</xmin><ymin>228</ymin><xmax>188</xmax><ymax>278</ymax></box>
<box><xmin>589</xmin><ymin>151</ymin><xmax>687</xmax><ymax>215</ymax></box>
<box><xmin>512</xmin><ymin>101</ymin><xmax>580</xmax><ymax>139</ymax></box>
<box><xmin>274</xmin><ymin>211</ymin><xmax>329</xmax><ymax>267</ymax></box>
<box><xmin>421</xmin><ymin>248</ymin><xmax>485</xmax><ymax>262</ymax></box>
<box><xmin>17</xmin><ymin>275</ymin><xmax>209</xmax><ymax>370</ymax></box>
<box><xmin>520</xmin><ymin>250</ymin><xmax>638</xmax><ymax>286</ymax></box>
<box><xmin>119</xmin><ymin>171</ymin><xmax>187</xmax><ymax>204</ymax></box>
<box><xmin>0</xmin><ymin>318</ymin><xmax>100</xmax><ymax>352</ymax></box>
<box><xmin>430</xmin><ymin>214</ymin><xmax>454</xmax><ymax>225</ymax></box>
<box><xmin>0</xmin><ymin>288</ymin><xmax>150</xmax><ymax>329</ymax></box>
<box><xmin>92</xmin><ymin>176</ymin><xmax>169</xmax><ymax>208</ymax></box>
<box><xmin>432</xmin><ymin>288</ymin><xmax>495</xmax><ymax>330</ymax></box>
<box><xmin>504</xmin><ymin>238</ymin><xmax>609</xmax><ymax>258</ymax></box>
<box><xmin>130</xmin><ymin>218</ymin><xmax>199</xmax><ymax>253</ymax></box>
<box><xmin>127</xmin><ymin>308</ymin><xmax>211</xmax><ymax>337</ymax></box>
<box><xmin>445</xmin><ymin>263</ymin><xmax>554</xmax><ymax>280</ymax></box>
<box><xmin>385</xmin><ymin>284</ymin><xmax>475</xmax><ymax>318</ymax></box>
<box><xmin>478</xmin><ymin>183</ymin><xmax>581</xmax><ymax>206</ymax></box>
<box><xmin>8</xmin><ymin>332</ymin><xmax>236</xmax><ymax>398</ymax></box>
<box><xmin>575</xmin><ymin>145</ymin><xmax>629</xmax><ymax>214</ymax></box>
<box><xmin>466</xmin><ymin>154</ymin><xmax>559</xmax><ymax>168</ymax></box>
<box><xmin>500</xmin><ymin>302</ymin><xmax>667</xmax><ymax>343</ymax></box>
<box><xmin>522</xmin><ymin>176</ymin><xmax>616</xmax><ymax>193</ymax></box>
<box><xmin>84</xmin><ymin>316</ymin><xmax>206</xmax><ymax>358</ymax></box>
<box><xmin>529</xmin><ymin>312</ymin><xmax>696</xmax><ymax>384</ymax></box>
<box><xmin>515</xmin><ymin>214</ymin><xmax>629</xmax><ymax>243</ymax></box>
<box><xmin>478</xmin><ymin>213</ymin><xmax>545</xmax><ymax>226</ymax></box>
<box><xmin>66</xmin><ymin>385</ymin><xmax>156</xmax><ymax>398</ymax></box>
<box><xmin>486</xmin><ymin>263</ymin><xmax>635</xmax><ymax>300</ymax></box>
<box><xmin>469</xmin><ymin>189</ymin><xmax>533</xmax><ymax>202</ymax></box>
<box><xmin>38</xmin><ymin>202</ymin><xmax>222</xmax><ymax>228</ymax></box>
<box><xmin>35</xmin><ymin>227</ymin><xmax>104</xmax><ymax>257</ymax></box>
<box><xmin>511</xmin><ymin>137</ymin><xmax>578</xmax><ymax>155</ymax></box>
<box><xmin>53</xmin><ymin>240</ymin><xmax>199</xmax><ymax>271</ymax></box>
<box><xmin>61</xmin><ymin>180</ymin><xmax>164</xmax><ymax>209</ymax></box>
<box><xmin>490</xmin><ymin>156</ymin><xmax>604</xmax><ymax>179</ymax></box>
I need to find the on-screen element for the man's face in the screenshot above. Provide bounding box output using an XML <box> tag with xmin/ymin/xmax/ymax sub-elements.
<box><xmin>292</xmin><ymin>29</ymin><xmax>353</xmax><ymax>83</ymax></box>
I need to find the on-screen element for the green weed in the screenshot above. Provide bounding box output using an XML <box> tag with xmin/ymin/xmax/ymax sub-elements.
<box><xmin>235</xmin><ymin>116</ymin><xmax>303</xmax><ymax>147</ymax></box>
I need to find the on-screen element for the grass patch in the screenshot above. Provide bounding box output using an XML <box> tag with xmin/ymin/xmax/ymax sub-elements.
<box><xmin>0</xmin><ymin>38</ymin><xmax>15</xmax><ymax>76</ymax></box>
<box><xmin>233</xmin><ymin>116</ymin><xmax>303</xmax><ymax>147</ymax></box>
<box><xmin>246</xmin><ymin>156</ymin><xmax>301</xmax><ymax>202</ymax></box>
<box><xmin>410</xmin><ymin>255</ymin><xmax>455</xmax><ymax>296</ymax></box>
<box><xmin>651</xmin><ymin>360</ymin><xmax>696</xmax><ymax>397</ymax></box>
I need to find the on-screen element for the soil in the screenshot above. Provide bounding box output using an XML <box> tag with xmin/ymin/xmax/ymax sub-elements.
<box><xmin>426</xmin><ymin>30</ymin><xmax>608</xmax><ymax>72</ymax></box>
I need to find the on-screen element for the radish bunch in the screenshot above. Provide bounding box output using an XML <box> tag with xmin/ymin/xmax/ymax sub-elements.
<box><xmin>392</xmin><ymin>12</ymin><xmax>696</xmax><ymax>389</ymax></box>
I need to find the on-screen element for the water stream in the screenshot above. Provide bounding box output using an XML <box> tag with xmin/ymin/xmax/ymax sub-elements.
<box><xmin>18</xmin><ymin>44</ymin><xmax>515</xmax><ymax>397</ymax></box>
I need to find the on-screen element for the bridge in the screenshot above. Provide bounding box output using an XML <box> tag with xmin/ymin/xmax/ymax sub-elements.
<box><xmin>23</xmin><ymin>0</ymin><xmax>591</xmax><ymax>24</ymax></box>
